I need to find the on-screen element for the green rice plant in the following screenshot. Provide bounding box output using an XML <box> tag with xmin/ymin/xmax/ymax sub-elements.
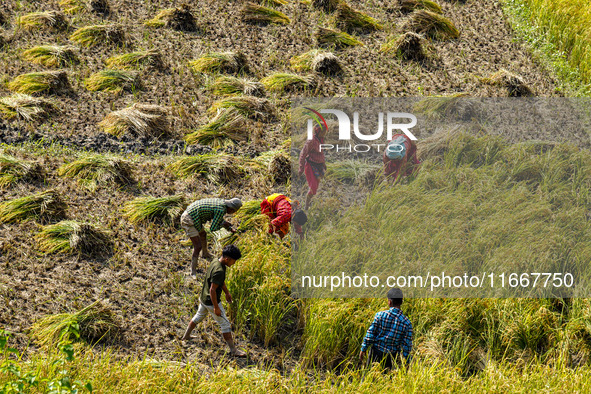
<box><xmin>290</xmin><ymin>49</ymin><xmax>342</xmax><ymax>75</ymax></box>
<box><xmin>17</xmin><ymin>11</ymin><xmax>68</xmax><ymax>31</ymax></box>
<box><xmin>335</xmin><ymin>2</ymin><xmax>383</xmax><ymax>32</ymax></box>
<box><xmin>0</xmin><ymin>190</ymin><xmax>67</xmax><ymax>224</ymax></box>
<box><xmin>57</xmin><ymin>153</ymin><xmax>134</xmax><ymax>188</ymax></box>
<box><xmin>260</xmin><ymin>72</ymin><xmax>316</xmax><ymax>93</ymax></box>
<box><xmin>70</xmin><ymin>24</ymin><xmax>124</xmax><ymax>47</ymax></box>
<box><xmin>84</xmin><ymin>70</ymin><xmax>140</xmax><ymax>94</ymax></box>
<box><xmin>241</xmin><ymin>2</ymin><xmax>290</xmax><ymax>25</ymax></box>
<box><xmin>0</xmin><ymin>94</ymin><xmax>57</xmax><ymax>121</ymax></box>
<box><xmin>22</xmin><ymin>45</ymin><xmax>79</xmax><ymax>68</ymax></box>
<box><xmin>208</xmin><ymin>96</ymin><xmax>274</xmax><ymax>121</ymax></box>
<box><xmin>8</xmin><ymin>71</ymin><xmax>71</xmax><ymax>96</ymax></box>
<box><xmin>208</xmin><ymin>76</ymin><xmax>264</xmax><ymax>97</ymax></box>
<box><xmin>311</xmin><ymin>0</ymin><xmax>340</xmax><ymax>13</ymax></box>
<box><xmin>481</xmin><ymin>69</ymin><xmax>534</xmax><ymax>97</ymax></box>
<box><xmin>123</xmin><ymin>195</ymin><xmax>185</xmax><ymax>225</ymax></box>
<box><xmin>167</xmin><ymin>153</ymin><xmax>245</xmax><ymax>183</ymax></box>
<box><xmin>31</xmin><ymin>301</ymin><xmax>120</xmax><ymax>346</ymax></box>
<box><xmin>0</xmin><ymin>153</ymin><xmax>45</xmax><ymax>188</ymax></box>
<box><xmin>185</xmin><ymin>108</ymin><xmax>248</xmax><ymax>147</ymax></box>
<box><xmin>99</xmin><ymin>103</ymin><xmax>170</xmax><ymax>138</ymax></box>
<box><xmin>400</xmin><ymin>0</ymin><xmax>442</xmax><ymax>14</ymax></box>
<box><xmin>219</xmin><ymin>200</ymin><xmax>266</xmax><ymax>245</ymax></box>
<box><xmin>105</xmin><ymin>50</ymin><xmax>163</xmax><ymax>70</ymax></box>
<box><xmin>403</xmin><ymin>10</ymin><xmax>460</xmax><ymax>40</ymax></box>
<box><xmin>188</xmin><ymin>52</ymin><xmax>248</xmax><ymax>75</ymax></box>
<box><xmin>145</xmin><ymin>4</ymin><xmax>198</xmax><ymax>32</ymax></box>
<box><xmin>381</xmin><ymin>32</ymin><xmax>427</xmax><ymax>61</ymax></box>
<box><xmin>37</xmin><ymin>220</ymin><xmax>113</xmax><ymax>257</ymax></box>
<box><xmin>316</xmin><ymin>26</ymin><xmax>363</xmax><ymax>49</ymax></box>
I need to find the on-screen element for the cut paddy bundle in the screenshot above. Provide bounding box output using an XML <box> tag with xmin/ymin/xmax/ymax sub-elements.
<box><xmin>70</xmin><ymin>24</ymin><xmax>125</xmax><ymax>47</ymax></box>
<box><xmin>0</xmin><ymin>190</ymin><xmax>67</xmax><ymax>224</ymax></box>
<box><xmin>37</xmin><ymin>220</ymin><xmax>113</xmax><ymax>257</ymax></box>
<box><xmin>105</xmin><ymin>50</ymin><xmax>164</xmax><ymax>70</ymax></box>
<box><xmin>335</xmin><ymin>2</ymin><xmax>383</xmax><ymax>33</ymax></box>
<box><xmin>17</xmin><ymin>11</ymin><xmax>69</xmax><ymax>31</ymax></box>
<box><xmin>61</xmin><ymin>0</ymin><xmax>110</xmax><ymax>14</ymax></box>
<box><xmin>22</xmin><ymin>45</ymin><xmax>79</xmax><ymax>68</ymax></box>
<box><xmin>381</xmin><ymin>32</ymin><xmax>426</xmax><ymax>61</ymax></box>
<box><xmin>399</xmin><ymin>0</ymin><xmax>442</xmax><ymax>14</ymax></box>
<box><xmin>8</xmin><ymin>71</ymin><xmax>71</xmax><ymax>96</ymax></box>
<box><xmin>185</xmin><ymin>108</ymin><xmax>248</xmax><ymax>147</ymax></box>
<box><xmin>402</xmin><ymin>10</ymin><xmax>460</xmax><ymax>40</ymax></box>
<box><xmin>0</xmin><ymin>153</ymin><xmax>45</xmax><ymax>188</ymax></box>
<box><xmin>167</xmin><ymin>153</ymin><xmax>245</xmax><ymax>183</ymax></box>
<box><xmin>250</xmin><ymin>149</ymin><xmax>291</xmax><ymax>184</ymax></box>
<box><xmin>123</xmin><ymin>194</ymin><xmax>185</xmax><ymax>225</ymax></box>
<box><xmin>261</xmin><ymin>72</ymin><xmax>316</xmax><ymax>93</ymax></box>
<box><xmin>209</xmin><ymin>96</ymin><xmax>274</xmax><ymax>121</ymax></box>
<box><xmin>145</xmin><ymin>4</ymin><xmax>198</xmax><ymax>32</ymax></box>
<box><xmin>57</xmin><ymin>153</ymin><xmax>134</xmax><ymax>186</ymax></box>
<box><xmin>209</xmin><ymin>76</ymin><xmax>264</xmax><ymax>97</ymax></box>
<box><xmin>325</xmin><ymin>160</ymin><xmax>381</xmax><ymax>184</ymax></box>
<box><xmin>59</xmin><ymin>0</ymin><xmax>85</xmax><ymax>14</ymax></box>
<box><xmin>85</xmin><ymin>70</ymin><xmax>140</xmax><ymax>94</ymax></box>
<box><xmin>413</xmin><ymin>93</ymin><xmax>475</xmax><ymax>120</ymax></box>
<box><xmin>31</xmin><ymin>301</ymin><xmax>120</xmax><ymax>346</ymax></box>
<box><xmin>241</xmin><ymin>2</ymin><xmax>290</xmax><ymax>25</ymax></box>
<box><xmin>99</xmin><ymin>103</ymin><xmax>170</xmax><ymax>138</ymax></box>
<box><xmin>316</xmin><ymin>27</ymin><xmax>363</xmax><ymax>49</ymax></box>
<box><xmin>219</xmin><ymin>199</ymin><xmax>266</xmax><ymax>245</ymax></box>
<box><xmin>0</xmin><ymin>93</ymin><xmax>57</xmax><ymax>121</ymax></box>
<box><xmin>189</xmin><ymin>51</ymin><xmax>249</xmax><ymax>75</ymax></box>
<box><xmin>482</xmin><ymin>70</ymin><xmax>534</xmax><ymax>97</ymax></box>
<box><xmin>311</xmin><ymin>0</ymin><xmax>340</xmax><ymax>13</ymax></box>
<box><xmin>290</xmin><ymin>49</ymin><xmax>342</xmax><ymax>75</ymax></box>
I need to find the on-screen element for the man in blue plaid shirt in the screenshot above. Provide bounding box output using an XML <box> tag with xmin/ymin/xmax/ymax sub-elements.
<box><xmin>180</xmin><ymin>197</ymin><xmax>242</xmax><ymax>277</ymax></box>
<box><xmin>359</xmin><ymin>288</ymin><xmax>413</xmax><ymax>368</ymax></box>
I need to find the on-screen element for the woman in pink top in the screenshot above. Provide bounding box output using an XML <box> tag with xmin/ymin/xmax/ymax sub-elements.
<box><xmin>299</xmin><ymin>124</ymin><xmax>327</xmax><ymax>209</ymax></box>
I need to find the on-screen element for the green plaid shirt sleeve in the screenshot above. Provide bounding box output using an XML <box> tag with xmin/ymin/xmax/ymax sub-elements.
<box><xmin>187</xmin><ymin>198</ymin><xmax>227</xmax><ymax>232</ymax></box>
<box><xmin>209</xmin><ymin>204</ymin><xmax>226</xmax><ymax>232</ymax></box>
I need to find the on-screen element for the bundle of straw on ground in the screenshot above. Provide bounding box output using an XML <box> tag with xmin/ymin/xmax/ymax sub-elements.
<box><xmin>413</xmin><ymin>93</ymin><xmax>476</xmax><ymax>121</ymax></box>
<box><xmin>208</xmin><ymin>76</ymin><xmax>264</xmax><ymax>97</ymax></box>
<box><xmin>57</xmin><ymin>153</ymin><xmax>134</xmax><ymax>187</ymax></box>
<box><xmin>189</xmin><ymin>52</ymin><xmax>249</xmax><ymax>75</ymax></box>
<box><xmin>37</xmin><ymin>220</ymin><xmax>113</xmax><ymax>257</ymax></box>
<box><xmin>220</xmin><ymin>200</ymin><xmax>267</xmax><ymax>245</ymax></box>
<box><xmin>0</xmin><ymin>94</ymin><xmax>57</xmax><ymax>121</ymax></box>
<box><xmin>0</xmin><ymin>190</ymin><xmax>67</xmax><ymax>224</ymax></box>
<box><xmin>325</xmin><ymin>160</ymin><xmax>381</xmax><ymax>185</ymax></box>
<box><xmin>145</xmin><ymin>4</ymin><xmax>198</xmax><ymax>32</ymax></box>
<box><xmin>17</xmin><ymin>11</ymin><xmax>68</xmax><ymax>31</ymax></box>
<box><xmin>105</xmin><ymin>50</ymin><xmax>164</xmax><ymax>70</ymax></box>
<box><xmin>185</xmin><ymin>108</ymin><xmax>248</xmax><ymax>147</ymax></box>
<box><xmin>250</xmin><ymin>149</ymin><xmax>291</xmax><ymax>184</ymax></box>
<box><xmin>0</xmin><ymin>154</ymin><xmax>45</xmax><ymax>188</ymax></box>
<box><xmin>261</xmin><ymin>73</ymin><xmax>316</xmax><ymax>93</ymax></box>
<box><xmin>85</xmin><ymin>70</ymin><xmax>140</xmax><ymax>94</ymax></box>
<box><xmin>311</xmin><ymin>0</ymin><xmax>340</xmax><ymax>13</ymax></box>
<box><xmin>381</xmin><ymin>32</ymin><xmax>426</xmax><ymax>61</ymax></box>
<box><xmin>8</xmin><ymin>71</ymin><xmax>71</xmax><ymax>96</ymax></box>
<box><xmin>399</xmin><ymin>0</ymin><xmax>442</xmax><ymax>14</ymax></box>
<box><xmin>70</xmin><ymin>24</ymin><xmax>124</xmax><ymax>47</ymax></box>
<box><xmin>59</xmin><ymin>0</ymin><xmax>85</xmax><ymax>14</ymax></box>
<box><xmin>167</xmin><ymin>153</ymin><xmax>245</xmax><ymax>183</ymax></box>
<box><xmin>335</xmin><ymin>2</ymin><xmax>383</xmax><ymax>32</ymax></box>
<box><xmin>99</xmin><ymin>103</ymin><xmax>170</xmax><ymax>138</ymax></box>
<box><xmin>241</xmin><ymin>2</ymin><xmax>290</xmax><ymax>25</ymax></box>
<box><xmin>403</xmin><ymin>10</ymin><xmax>460</xmax><ymax>40</ymax></box>
<box><xmin>31</xmin><ymin>301</ymin><xmax>120</xmax><ymax>346</ymax></box>
<box><xmin>122</xmin><ymin>195</ymin><xmax>185</xmax><ymax>225</ymax></box>
<box><xmin>290</xmin><ymin>49</ymin><xmax>342</xmax><ymax>75</ymax></box>
<box><xmin>482</xmin><ymin>70</ymin><xmax>535</xmax><ymax>97</ymax></box>
<box><xmin>22</xmin><ymin>45</ymin><xmax>79</xmax><ymax>68</ymax></box>
<box><xmin>208</xmin><ymin>96</ymin><xmax>274</xmax><ymax>121</ymax></box>
<box><xmin>61</xmin><ymin>0</ymin><xmax>109</xmax><ymax>14</ymax></box>
<box><xmin>88</xmin><ymin>0</ymin><xmax>110</xmax><ymax>15</ymax></box>
<box><xmin>316</xmin><ymin>27</ymin><xmax>363</xmax><ymax>49</ymax></box>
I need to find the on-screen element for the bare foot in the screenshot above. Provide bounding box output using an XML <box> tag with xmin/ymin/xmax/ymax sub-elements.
<box><xmin>182</xmin><ymin>335</ymin><xmax>197</xmax><ymax>341</ymax></box>
<box><xmin>231</xmin><ymin>348</ymin><xmax>247</xmax><ymax>357</ymax></box>
<box><xmin>201</xmin><ymin>253</ymin><xmax>213</xmax><ymax>260</ymax></box>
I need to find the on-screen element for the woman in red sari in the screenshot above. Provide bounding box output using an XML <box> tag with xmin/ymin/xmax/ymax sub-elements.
<box><xmin>299</xmin><ymin>124</ymin><xmax>327</xmax><ymax>209</ymax></box>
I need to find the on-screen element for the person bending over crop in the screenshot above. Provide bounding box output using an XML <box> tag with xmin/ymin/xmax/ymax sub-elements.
<box><xmin>299</xmin><ymin>124</ymin><xmax>327</xmax><ymax>209</ymax></box>
<box><xmin>383</xmin><ymin>133</ymin><xmax>420</xmax><ymax>182</ymax></box>
<box><xmin>180</xmin><ymin>197</ymin><xmax>242</xmax><ymax>277</ymax></box>
<box><xmin>359</xmin><ymin>288</ymin><xmax>413</xmax><ymax>369</ymax></box>
<box><xmin>182</xmin><ymin>244</ymin><xmax>246</xmax><ymax>357</ymax></box>
<box><xmin>260</xmin><ymin>193</ymin><xmax>307</xmax><ymax>239</ymax></box>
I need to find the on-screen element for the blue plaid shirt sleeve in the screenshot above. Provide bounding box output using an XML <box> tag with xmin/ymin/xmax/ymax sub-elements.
<box><xmin>402</xmin><ymin>321</ymin><xmax>413</xmax><ymax>361</ymax></box>
<box><xmin>360</xmin><ymin>313</ymin><xmax>379</xmax><ymax>352</ymax></box>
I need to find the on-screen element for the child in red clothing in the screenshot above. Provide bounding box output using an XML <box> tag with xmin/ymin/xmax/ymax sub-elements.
<box><xmin>260</xmin><ymin>193</ymin><xmax>307</xmax><ymax>239</ymax></box>
<box><xmin>299</xmin><ymin>124</ymin><xmax>327</xmax><ymax>209</ymax></box>
<box><xmin>383</xmin><ymin>134</ymin><xmax>420</xmax><ymax>182</ymax></box>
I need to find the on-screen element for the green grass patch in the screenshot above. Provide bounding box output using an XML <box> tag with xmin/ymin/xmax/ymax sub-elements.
<box><xmin>84</xmin><ymin>70</ymin><xmax>140</xmax><ymax>94</ymax></box>
<box><xmin>37</xmin><ymin>220</ymin><xmax>112</xmax><ymax>257</ymax></box>
<box><xmin>316</xmin><ymin>26</ymin><xmax>363</xmax><ymax>49</ymax></box>
<box><xmin>70</xmin><ymin>24</ymin><xmax>124</xmax><ymax>47</ymax></box>
<box><xmin>123</xmin><ymin>195</ymin><xmax>185</xmax><ymax>225</ymax></box>
<box><xmin>0</xmin><ymin>153</ymin><xmax>45</xmax><ymax>188</ymax></box>
<box><xmin>0</xmin><ymin>190</ymin><xmax>67</xmax><ymax>224</ymax></box>
<box><xmin>22</xmin><ymin>45</ymin><xmax>79</xmax><ymax>68</ymax></box>
<box><xmin>99</xmin><ymin>103</ymin><xmax>170</xmax><ymax>138</ymax></box>
<box><xmin>241</xmin><ymin>2</ymin><xmax>290</xmax><ymax>25</ymax></box>
<box><xmin>0</xmin><ymin>93</ymin><xmax>57</xmax><ymax>121</ymax></box>
<box><xmin>8</xmin><ymin>71</ymin><xmax>71</xmax><ymax>96</ymax></box>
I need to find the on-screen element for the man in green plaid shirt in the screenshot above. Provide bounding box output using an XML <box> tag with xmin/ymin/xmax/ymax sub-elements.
<box><xmin>180</xmin><ymin>197</ymin><xmax>242</xmax><ymax>277</ymax></box>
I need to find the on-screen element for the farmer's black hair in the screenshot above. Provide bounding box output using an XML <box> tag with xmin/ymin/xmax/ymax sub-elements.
<box><xmin>222</xmin><ymin>244</ymin><xmax>242</xmax><ymax>260</ymax></box>
<box><xmin>293</xmin><ymin>209</ymin><xmax>308</xmax><ymax>226</ymax></box>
